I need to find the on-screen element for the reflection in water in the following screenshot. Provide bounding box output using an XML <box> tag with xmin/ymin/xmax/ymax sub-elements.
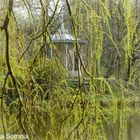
<box><xmin>104</xmin><ymin>113</ymin><xmax>140</xmax><ymax>140</ymax></box>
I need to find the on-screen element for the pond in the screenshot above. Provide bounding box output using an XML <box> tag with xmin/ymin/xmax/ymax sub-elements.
<box><xmin>104</xmin><ymin>112</ymin><xmax>140</xmax><ymax>140</ymax></box>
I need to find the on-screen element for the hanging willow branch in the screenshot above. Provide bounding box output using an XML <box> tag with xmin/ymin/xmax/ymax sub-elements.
<box><xmin>18</xmin><ymin>0</ymin><xmax>60</xmax><ymax>63</ymax></box>
<box><xmin>0</xmin><ymin>0</ymin><xmax>28</xmax><ymax>138</ymax></box>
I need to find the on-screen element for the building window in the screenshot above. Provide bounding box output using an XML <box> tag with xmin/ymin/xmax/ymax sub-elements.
<box><xmin>67</xmin><ymin>49</ymin><xmax>73</xmax><ymax>71</ymax></box>
<box><xmin>74</xmin><ymin>52</ymin><xmax>79</xmax><ymax>71</ymax></box>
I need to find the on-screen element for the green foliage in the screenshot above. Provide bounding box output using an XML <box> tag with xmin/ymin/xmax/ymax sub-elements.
<box><xmin>1</xmin><ymin>0</ymin><xmax>140</xmax><ymax>140</ymax></box>
<box><xmin>33</xmin><ymin>58</ymin><xmax>67</xmax><ymax>90</ymax></box>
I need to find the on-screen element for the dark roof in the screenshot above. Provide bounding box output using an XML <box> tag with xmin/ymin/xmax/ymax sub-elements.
<box><xmin>51</xmin><ymin>33</ymin><xmax>87</xmax><ymax>44</ymax></box>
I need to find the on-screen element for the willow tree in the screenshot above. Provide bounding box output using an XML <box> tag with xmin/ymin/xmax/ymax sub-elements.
<box><xmin>0</xmin><ymin>0</ymin><xmax>140</xmax><ymax>140</ymax></box>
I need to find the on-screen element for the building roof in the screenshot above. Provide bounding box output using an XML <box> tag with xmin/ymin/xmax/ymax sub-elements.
<box><xmin>51</xmin><ymin>33</ymin><xmax>87</xmax><ymax>44</ymax></box>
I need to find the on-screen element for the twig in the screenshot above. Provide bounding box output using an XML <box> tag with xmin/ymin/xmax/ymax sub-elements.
<box><xmin>65</xmin><ymin>119</ymin><xmax>83</xmax><ymax>140</ymax></box>
<box><xmin>0</xmin><ymin>0</ymin><xmax>28</xmax><ymax>138</ymax></box>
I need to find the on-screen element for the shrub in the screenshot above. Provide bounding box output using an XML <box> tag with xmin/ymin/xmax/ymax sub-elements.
<box><xmin>33</xmin><ymin>58</ymin><xmax>67</xmax><ymax>90</ymax></box>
